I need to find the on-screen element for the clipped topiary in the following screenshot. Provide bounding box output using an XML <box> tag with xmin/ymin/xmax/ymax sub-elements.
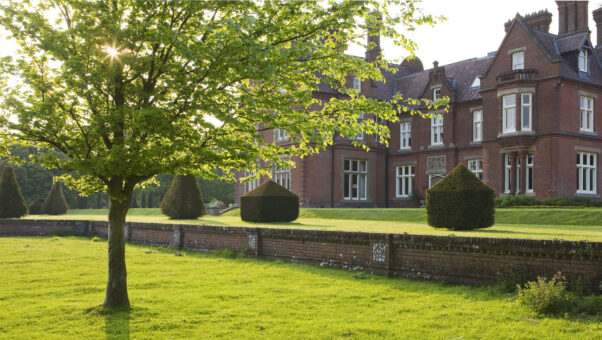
<box><xmin>426</xmin><ymin>163</ymin><xmax>495</xmax><ymax>230</ymax></box>
<box><xmin>42</xmin><ymin>182</ymin><xmax>69</xmax><ymax>215</ymax></box>
<box><xmin>240</xmin><ymin>180</ymin><xmax>299</xmax><ymax>222</ymax></box>
<box><xmin>28</xmin><ymin>199</ymin><xmax>43</xmax><ymax>215</ymax></box>
<box><xmin>0</xmin><ymin>166</ymin><xmax>28</xmax><ymax>218</ymax></box>
<box><xmin>160</xmin><ymin>175</ymin><xmax>205</xmax><ymax>219</ymax></box>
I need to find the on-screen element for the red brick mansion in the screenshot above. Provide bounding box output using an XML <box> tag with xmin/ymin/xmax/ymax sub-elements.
<box><xmin>235</xmin><ymin>1</ymin><xmax>602</xmax><ymax>208</ymax></box>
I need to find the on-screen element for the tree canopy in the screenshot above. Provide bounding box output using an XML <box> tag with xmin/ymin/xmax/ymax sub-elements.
<box><xmin>0</xmin><ymin>0</ymin><xmax>444</xmax><ymax>308</ymax></box>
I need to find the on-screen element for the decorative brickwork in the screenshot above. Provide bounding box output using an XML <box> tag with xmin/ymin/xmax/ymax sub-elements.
<box><xmin>1</xmin><ymin>219</ymin><xmax>600</xmax><ymax>291</ymax></box>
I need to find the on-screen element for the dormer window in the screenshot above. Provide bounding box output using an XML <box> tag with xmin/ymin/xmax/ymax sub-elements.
<box><xmin>433</xmin><ymin>87</ymin><xmax>441</xmax><ymax>100</ymax></box>
<box><xmin>512</xmin><ymin>51</ymin><xmax>524</xmax><ymax>70</ymax></box>
<box><xmin>470</xmin><ymin>77</ymin><xmax>481</xmax><ymax>88</ymax></box>
<box><xmin>578</xmin><ymin>50</ymin><xmax>588</xmax><ymax>73</ymax></box>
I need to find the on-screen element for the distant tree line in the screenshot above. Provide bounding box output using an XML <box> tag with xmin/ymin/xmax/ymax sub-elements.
<box><xmin>1</xmin><ymin>146</ymin><xmax>234</xmax><ymax>209</ymax></box>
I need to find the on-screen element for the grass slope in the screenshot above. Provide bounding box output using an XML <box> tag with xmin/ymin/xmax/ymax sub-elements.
<box><xmin>0</xmin><ymin>237</ymin><xmax>600</xmax><ymax>339</ymax></box>
<box><xmin>26</xmin><ymin>208</ymin><xmax>602</xmax><ymax>241</ymax></box>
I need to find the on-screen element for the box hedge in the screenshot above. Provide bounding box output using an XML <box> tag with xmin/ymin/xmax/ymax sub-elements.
<box><xmin>426</xmin><ymin>164</ymin><xmax>495</xmax><ymax>230</ymax></box>
<box><xmin>240</xmin><ymin>180</ymin><xmax>299</xmax><ymax>222</ymax></box>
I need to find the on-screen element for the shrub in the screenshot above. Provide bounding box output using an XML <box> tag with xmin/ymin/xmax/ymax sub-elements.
<box><xmin>42</xmin><ymin>182</ymin><xmax>69</xmax><ymax>215</ymax></box>
<box><xmin>495</xmin><ymin>195</ymin><xmax>602</xmax><ymax>208</ymax></box>
<box><xmin>426</xmin><ymin>164</ymin><xmax>495</xmax><ymax>230</ymax></box>
<box><xmin>240</xmin><ymin>180</ymin><xmax>299</xmax><ymax>222</ymax></box>
<box><xmin>517</xmin><ymin>272</ymin><xmax>573</xmax><ymax>315</ymax></box>
<box><xmin>0</xmin><ymin>166</ymin><xmax>28</xmax><ymax>218</ymax></box>
<box><xmin>160</xmin><ymin>175</ymin><xmax>205</xmax><ymax>219</ymax></box>
<box><xmin>28</xmin><ymin>199</ymin><xmax>43</xmax><ymax>215</ymax></box>
<box><xmin>495</xmin><ymin>194</ymin><xmax>539</xmax><ymax>208</ymax></box>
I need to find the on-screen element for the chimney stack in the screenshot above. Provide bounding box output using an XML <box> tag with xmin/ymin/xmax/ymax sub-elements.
<box><xmin>365</xmin><ymin>11</ymin><xmax>382</xmax><ymax>63</ymax></box>
<box><xmin>593</xmin><ymin>7</ymin><xmax>602</xmax><ymax>45</ymax></box>
<box><xmin>557</xmin><ymin>1</ymin><xmax>589</xmax><ymax>35</ymax></box>
<box><xmin>523</xmin><ymin>10</ymin><xmax>553</xmax><ymax>32</ymax></box>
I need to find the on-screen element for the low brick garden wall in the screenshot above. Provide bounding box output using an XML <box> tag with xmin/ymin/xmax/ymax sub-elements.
<box><xmin>1</xmin><ymin>219</ymin><xmax>600</xmax><ymax>290</ymax></box>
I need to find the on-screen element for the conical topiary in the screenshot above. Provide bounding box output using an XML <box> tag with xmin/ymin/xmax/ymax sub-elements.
<box><xmin>426</xmin><ymin>163</ymin><xmax>495</xmax><ymax>230</ymax></box>
<box><xmin>160</xmin><ymin>175</ymin><xmax>205</xmax><ymax>219</ymax></box>
<box><xmin>42</xmin><ymin>182</ymin><xmax>69</xmax><ymax>215</ymax></box>
<box><xmin>0</xmin><ymin>166</ymin><xmax>28</xmax><ymax>218</ymax></box>
<box><xmin>240</xmin><ymin>180</ymin><xmax>299</xmax><ymax>222</ymax></box>
<box><xmin>28</xmin><ymin>199</ymin><xmax>43</xmax><ymax>215</ymax></box>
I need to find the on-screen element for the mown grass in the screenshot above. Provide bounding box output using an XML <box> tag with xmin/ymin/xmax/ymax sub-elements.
<box><xmin>26</xmin><ymin>208</ymin><xmax>602</xmax><ymax>241</ymax></box>
<box><xmin>0</xmin><ymin>237</ymin><xmax>600</xmax><ymax>339</ymax></box>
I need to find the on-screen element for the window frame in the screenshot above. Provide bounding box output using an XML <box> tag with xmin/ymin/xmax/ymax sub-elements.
<box><xmin>395</xmin><ymin>165</ymin><xmax>414</xmax><ymax>198</ymax></box>
<box><xmin>526</xmin><ymin>153</ymin><xmax>534</xmax><ymax>193</ymax></box>
<box><xmin>244</xmin><ymin>171</ymin><xmax>260</xmax><ymax>193</ymax></box>
<box><xmin>468</xmin><ymin>159</ymin><xmax>483</xmax><ymax>180</ymax></box>
<box><xmin>273</xmin><ymin>157</ymin><xmax>291</xmax><ymax>190</ymax></box>
<box><xmin>521</xmin><ymin>93</ymin><xmax>532</xmax><ymax>131</ymax></box>
<box><xmin>343</xmin><ymin>159</ymin><xmax>368</xmax><ymax>200</ymax></box>
<box><xmin>274</xmin><ymin>128</ymin><xmax>289</xmax><ymax>142</ymax></box>
<box><xmin>502</xmin><ymin>95</ymin><xmax>516</xmax><ymax>133</ymax></box>
<box><xmin>400</xmin><ymin>121</ymin><xmax>411</xmax><ymax>150</ymax></box>
<box><xmin>512</xmin><ymin>51</ymin><xmax>524</xmax><ymax>70</ymax></box>
<box><xmin>472</xmin><ymin>110</ymin><xmax>483</xmax><ymax>142</ymax></box>
<box><xmin>578</xmin><ymin>50</ymin><xmax>588</xmax><ymax>73</ymax></box>
<box><xmin>580</xmin><ymin>96</ymin><xmax>594</xmax><ymax>132</ymax></box>
<box><xmin>353</xmin><ymin>77</ymin><xmax>361</xmax><ymax>93</ymax></box>
<box><xmin>430</xmin><ymin>115</ymin><xmax>443</xmax><ymax>146</ymax></box>
<box><xmin>577</xmin><ymin>152</ymin><xmax>597</xmax><ymax>194</ymax></box>
<box><xmin>504</xmin><ymin>154</ymin><xmax>512</xmax><ymax>194</ymax></box>
<box><xmin>433</xmin><ymin>88</ymin><xmax>441</xmax><ymax>100</ymax></box>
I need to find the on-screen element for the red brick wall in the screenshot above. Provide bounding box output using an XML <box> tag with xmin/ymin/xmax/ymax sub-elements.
<box><xmin>1</xmin><ymin>219</ymin><xmax>600</xmax><ymax>291</ymax></box>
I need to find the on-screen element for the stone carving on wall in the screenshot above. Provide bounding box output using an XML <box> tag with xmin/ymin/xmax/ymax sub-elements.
<box><xmin>427</xmin><ymin>155</ymin><xmax>446</xmax><ymax>174</ymax></box>
<box><xmin>248</xmin><ymin>234</ymin><xmax>257</xmax><ymax>250</ymax></box>
<box><xmin>372</xmin><ymin>242</ymin><xmax>386</xmax><ymax>262</ymax></box>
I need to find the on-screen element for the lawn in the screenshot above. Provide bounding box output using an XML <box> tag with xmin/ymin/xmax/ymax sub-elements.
<box><xmin>0</xmin><ymin>237</ymin><xmax>600</xmax><ymax>339</ymax></box>
<box><xmin>25</xmin><ymin>207</ymin><xmax>602</xmax><ymax>242</ymax></box>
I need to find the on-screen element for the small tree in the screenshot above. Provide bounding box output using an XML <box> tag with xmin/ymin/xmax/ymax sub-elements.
<box><xmin>241</xmin><ymin>180</ymin><xmax>299</xmax><ymax>222</ymax></box>
<box><xmin>426</xmin><ymin>164</ymin><xmax>495</xmax><ymax>230</ymax></box>
<box><xmin>0</xmin><ymin>166</ymin><xmax>28</xmax><ymax>218</ymax></box>
<box><xmin>42</xmin><ymin>182</ymin><xmax>69</xmax><ymax>215</ymax></box>
<box><xmin>160</xmin><ymin>175</ymin><xmax>205</xmax><ymax>219</ymax></box>
<box><xmin>28</xmin><ymin>199</ymin><xmax>43</xmax><ymax>215</ymax></box>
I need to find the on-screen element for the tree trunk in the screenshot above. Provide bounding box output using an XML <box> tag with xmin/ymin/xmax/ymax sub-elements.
<box><xmin>103</xmin><ymin>195</ymin><xmax>131</xmax><ymax>309</ymax></box>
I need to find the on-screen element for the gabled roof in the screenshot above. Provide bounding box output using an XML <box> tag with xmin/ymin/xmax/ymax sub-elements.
<box><xmin>395</xmin><ymin>56</ymin><xmax>493</xmax><ymax>102</ymax></box>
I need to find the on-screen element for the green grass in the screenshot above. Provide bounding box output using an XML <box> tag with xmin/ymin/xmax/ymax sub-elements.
<box><xmin>26</xmin><ymin>208</ymin><xmax>602</xmax><ymax>241</ymax></box>
<box><xmin>0</xmin><ymin>237</ymin><xmax>600</xmax><ymax>339</ymax></box>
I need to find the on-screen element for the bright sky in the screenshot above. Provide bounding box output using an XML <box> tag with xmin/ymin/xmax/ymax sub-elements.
<box><xmin>2</xmin><ymin>1</ymin><xmax>602</xmax><ymax>67</ymax></box>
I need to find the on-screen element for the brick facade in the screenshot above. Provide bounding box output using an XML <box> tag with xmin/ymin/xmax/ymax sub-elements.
<box><xmin>1</xmin><ymin>219</ymin><xmax>600</xmax><ymax>291</ymax></box>
<box><xmin>235</xmin><ymin>1</ymin><xmax>602</xmax><ymax>208</ymax></box>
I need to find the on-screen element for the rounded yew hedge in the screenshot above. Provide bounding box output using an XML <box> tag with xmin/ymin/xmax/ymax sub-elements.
<box><xmin>160</xmin><ymin>175</ymin><xmax>206</xmax><ymax>219</ymax></box>
<box><xmin>426</xmin><ymin>164</ymin><xmax>495</xmax><ymax>230</ymax></box>
<box><xmin>0</xmin><ymin>166</ymin><xmax>28</xmax><ymax>218</ymax></box>
<box><xmin>240</xmin><ymin>180</ymin><xmax>299</xmax><ymax>222</ymax></box>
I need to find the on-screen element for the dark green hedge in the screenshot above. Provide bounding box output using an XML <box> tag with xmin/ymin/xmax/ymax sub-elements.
<box><xmin>496</xmin><ymin>194</ymin><xmax>602</xmax><ymax>208</ymax></box>
<box><xmin>0</xmin><ymin>166</ymin><xmax>28</xmax><ymax>218</ymax></box>
<box><xmin>426</xmin><ymin>164</ymin><xmax>495</xmax><ymax>230</ymax></box>
<box><xmin>28</xmin><ymin>199</ymin><xmax>43</xmax><ymax>215</ymax></box>
<box><xmin>240</xmin><ymin>180</ymin><xmax>299</xmax><ymax>222</ymax></box>
<box><xmin>42</xmin><ymin>182</ymin><xmax>69</xmax><ymax>215</ymax></box>
<box><xmin>160</xmin><ymin>175</ymin><xmax>205</xmax><ymax>219</ymax></box>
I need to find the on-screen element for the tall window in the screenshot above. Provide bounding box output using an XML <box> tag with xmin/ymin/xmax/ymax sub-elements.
<box><xmin>579</xmin><ymin>50</ymin><xmax>588</xmax><ymax>73</ymax></box>
<box><xmin>504</xmin><ymin>154</ymin><xmax>511</xmax><ymax>193</ymax></box>
<box><xmin>274</xmin><ymin>128</ymin><xmax>289</xmax><ymax>141</ymax></box>
<box><xmin>273</xmin><ymin>157</ymin><xmax>291</xmax><ymax>190</ymax></box>
<box><xmin>400</xmin><ymin>122</ymin><xmax>411</xmax><ymax>149</ymax></box>
<box><xmin>580</xmin><ymin>96</ymin><xmax>594</xmax><ymax>132</ymax></box>
<box><xmin>468</xmin><ymin>159</ymin><xmax>483</xmax><ymax>180</ymax></box>
<box><xmin>431</xmin><ymin>115</ymin><xmax>443</xmax><ymax>145</ymax></box>
<box><xmin>521</xmin><ymin>94</ymin><xmax>532</xmax><ymax>131</ymax></box>
<box><xmin>353</xmin><ymin>77</ymin><xmax>361</xmax><ymax>93</ymax></box>
<box><xmin>344</xmin><ymin>159</ymin><xmax>367</xmax><ymax>200</ymax></box>
<box><xmin>512</xmin><ymin>51</ymin><xmax>524</xmax><ymax>70</ymax></box>
<box><xmin>244</xmin><ymin>171</ymin><xmax>259</xmax><ymax>193</ymax></box>
<box><xmin>433</xmin><ymin>88</ymin><xmax>441</xmax><ymax>100</ymax></box>
<box><xmin>473</xmin><ymin>110</ymin><xmax>483</xmax><ymax>142</ymax></box>
<box><xmin>395</xmin><ymin>165</ymin><xmax>414</xmax><ymax>197</ymax></box>
<box><xmin>577</xmin><ymin>152</ymin><xmax>597</xmax><ymax>194</ymax></box>
<box><xmin>502</xmin><ymin>95</ymin><xmax>516</xmax><ymax>133</ymax></box>
<box><xmin>516</xmin><ymin>157</ymin><xmax>521</xmax><ymax>193</ymax></box>
<box><xmin>526</xmin><ymin>153</ymin><xmax>534</xmax><ymax>193</ymax></box>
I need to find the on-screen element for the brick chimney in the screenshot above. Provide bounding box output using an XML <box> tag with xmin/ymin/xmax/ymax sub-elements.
<box><xmin>593</xmin><ymin>7</ymin><xmax>602</xmax><ymax>45</ymax></box>
<box><xmin>523</xmin><ymin>10</ymin><xmax>553</xmax><ymax>32</ymax></box>
<box><xmin>557</xmin><ymin>1</ymin><xmax>589</xmax><ymax>35</ymax></box>
<box><xmin>365</xmin><ymin>11</ymin><xmax>382</xmax><ymax>63</ymax></box>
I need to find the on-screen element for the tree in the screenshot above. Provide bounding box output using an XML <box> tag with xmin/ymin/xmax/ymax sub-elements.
<box><xmin>0</xmin><ymin>166</ymin><xmax>28</xmax><ymax>218</ymax></box>
<box><xmin>0</xmin><ymin>0</ymin><xmax>443</xmax><ymax>308</ymax></box>
<box><xmin>42</xmin><ymin>182</ymin><xmax>69</xmax><ymax>215</ymax></box>
<box><xmin>160</xmin><ymin>175</ymin><xmax>205</xmax><ymax>219</ymax></box>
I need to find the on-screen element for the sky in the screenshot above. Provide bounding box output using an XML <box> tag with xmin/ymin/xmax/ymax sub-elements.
<box><xmin>2</xmin><ymin>1</ymin><xmax>602</xmax><ymax>67</ymax></box>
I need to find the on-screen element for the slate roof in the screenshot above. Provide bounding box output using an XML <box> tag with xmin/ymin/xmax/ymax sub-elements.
<box><xmin>395</xmin><ymin>56</ymin><xmax>493</xmax><ymax>103</ymax></box>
